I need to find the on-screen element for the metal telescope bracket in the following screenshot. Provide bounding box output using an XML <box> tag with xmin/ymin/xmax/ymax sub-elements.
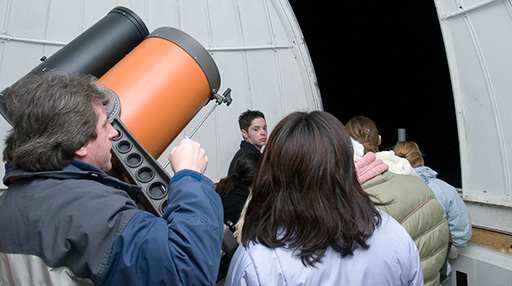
<box><xmin>111</xmin><ymin>88</ymin><xmax>232</xmax><ymax>216</ymax></box>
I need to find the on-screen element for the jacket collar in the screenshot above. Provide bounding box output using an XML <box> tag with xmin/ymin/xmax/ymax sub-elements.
<box><xmin>355</xmin><ymin>152</ymin><xmax>389</xmax><ymax>184</ymax></box>
<box><xmin>240</xmin><ymin>140</ymin><xmax>260</xmax><ymax>153</ymax></box>
<box><xmin>3</xmin><ymin>159</ymin><xmax>142</xmax><ymax>199</ymax></box>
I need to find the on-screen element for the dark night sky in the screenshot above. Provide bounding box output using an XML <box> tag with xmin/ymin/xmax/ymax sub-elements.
<box><xmin>290</xmin><ymin>2</ymin><xmax>462</xmax><ymax>187</ymax></box>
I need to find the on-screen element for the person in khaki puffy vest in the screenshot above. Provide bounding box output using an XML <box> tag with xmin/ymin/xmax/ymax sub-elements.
<box><xmin>347</xmin><ymin>115</ymin><xmax>450</xmax><ymax>286</ymax></box>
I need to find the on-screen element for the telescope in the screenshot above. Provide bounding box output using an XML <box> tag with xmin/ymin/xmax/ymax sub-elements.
<box><xmin>0</xmin><ymin>6</ymin><xmax>233</xmax><ymax>216</ymax></box>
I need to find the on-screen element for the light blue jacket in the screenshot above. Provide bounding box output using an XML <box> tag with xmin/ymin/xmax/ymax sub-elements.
<box><xmin>225</xmin><ymin>210</ymin><xmax>424</xmax><ymax>286</ymax></box>
<box><xmin>415</xmin><ymin>166</ymin><xmax>472</xmax><ymax>255</ymax></box>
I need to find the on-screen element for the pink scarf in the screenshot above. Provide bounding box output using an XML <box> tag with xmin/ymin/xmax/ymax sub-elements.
<box><xmin>355</xmin><ymin>152</ymin><xmax>389</xmax><ymax>184</ymax></box>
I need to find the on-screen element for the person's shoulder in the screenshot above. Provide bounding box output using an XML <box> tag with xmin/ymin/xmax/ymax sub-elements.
<box><xmin>242</xmin><ymin>241</ymin><xmax>272</xmax><ymax>256</ymax></box>
<box><xmin>363</xmin><ymin>170</ymin><xmax>428</xmax><ymax>194</ymax></box>
<box><xmin>239</xmin><ymin>141</ymin><xmax>259</xmax><ymax>152</ymax></box>
<box><xmin>231</xmin><ymin>142</ymin><xmax>257</xmax><ymax>160</ymax></box>
<box><xmin>414</xmin><ymin>166</ymin><xmax>439</xmax><ymax>183</ymax></box>
<box><xmin>429</xmin><ymin>176</ymin><xmax>456</xmax><ymax>192</ymax></box>
<box><xmin>236</xmin><ymin>241</ymin><xmax>286</xmax><ymax>268</ymax></box>
<box><xmin>372</xmin><ymin>211</ymin><xmax>420</xmax><ymax>258</ymax></box>
<box><xmin>386</xmin><ymin>171</ymin><xmax>432</xmax><ymax>194</ymax></box>
<box><xmin>228</xmin><ymin>243</ymin><xmax>263</xmax><ymax>274</ymax></box>
<box><xmin>376</xmin><ymin>210</ymin><xmax>410</xmax><ymax>236</ymax></box>
<box><xmin>225</xmin><ymin>244</ymin><xmax>260</xmax><ymax>286</ymax></box>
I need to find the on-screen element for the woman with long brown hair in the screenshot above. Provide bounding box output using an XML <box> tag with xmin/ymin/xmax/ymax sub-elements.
<box><xmin>225</xmin><ymin>111</ymin><xmax>422</xmax><ymax>285</ymax></box>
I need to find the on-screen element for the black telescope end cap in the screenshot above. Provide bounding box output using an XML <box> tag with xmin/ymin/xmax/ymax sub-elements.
<box><xmin>109</xmin><ymin>6</ymin><xmax>149</xmax><ymax>39</ymax></box>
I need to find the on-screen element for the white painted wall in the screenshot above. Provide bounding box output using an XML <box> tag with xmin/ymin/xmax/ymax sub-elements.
<box><xmin>433</xmin><ymin>0</ymin><xmax>512</xmax><ymax>234</ymax></box>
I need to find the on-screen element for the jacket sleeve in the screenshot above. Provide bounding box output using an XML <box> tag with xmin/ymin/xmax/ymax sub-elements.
<box><xmin>437</xmin><ymin>179</ymin><xmax>472</xmax><ymax>255</ymax></box>
<box><xmin>98</xmin><ymin>170</ymin><xmax>224</xmax><ymax>286</ymax></box>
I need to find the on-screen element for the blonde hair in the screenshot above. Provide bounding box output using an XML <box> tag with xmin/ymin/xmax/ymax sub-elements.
<box><xmin>233</xmin><ymin>192</ymin><xmax>251</xmax><ymax>243</ymax></box>
<box><xmin>393</xmin><ymin>141</ymin><xmax>425</xmax><ymax>168</ymax></box>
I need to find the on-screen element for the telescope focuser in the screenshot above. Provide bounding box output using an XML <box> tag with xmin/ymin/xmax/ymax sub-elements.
<box><xmin>213</xmin><ymin>88</ymin><xmax>232</xmax><ymax>106</ymax></box>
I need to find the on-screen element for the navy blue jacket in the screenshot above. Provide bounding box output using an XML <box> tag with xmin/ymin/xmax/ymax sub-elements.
<box><xmin>0</xmin><ymin>160</ymin><xmax>223</xmax><ymax>285</ymax></box>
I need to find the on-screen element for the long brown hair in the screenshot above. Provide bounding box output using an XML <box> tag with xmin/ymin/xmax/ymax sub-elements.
<box><xmin>241</xmin><ymin>111</ymin><xmax>381</xmax><ymax>266</ymax></box>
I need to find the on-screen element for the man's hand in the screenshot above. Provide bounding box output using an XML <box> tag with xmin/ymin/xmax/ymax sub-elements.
<box><xmin>169</xmin><ymin>138</ymin><xmax>208</xmax><ymax>174</ymax></box>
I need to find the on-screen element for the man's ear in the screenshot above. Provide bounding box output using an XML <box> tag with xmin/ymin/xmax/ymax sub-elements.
<box><xmin>74</xmin><ymin>145</ymin><xmax>88</xmax><ymax>158</ymax></box>
<box><xmin>241</xmin><ymin>129</ymin><xmax>248</xmax><ymax>140</ymax></box>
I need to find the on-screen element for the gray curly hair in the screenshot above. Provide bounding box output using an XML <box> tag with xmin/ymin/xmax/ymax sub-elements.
<box><xmin>3</xmin><ymin>70</ymin><xmax>110</xmax><ymax>171</ymax></box>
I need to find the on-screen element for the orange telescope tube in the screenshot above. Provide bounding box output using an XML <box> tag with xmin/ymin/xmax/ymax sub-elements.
<box><xmin>100</xmin><ymin>27</ymin><xmax>220</xmax><ymax>158</ymax></box>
